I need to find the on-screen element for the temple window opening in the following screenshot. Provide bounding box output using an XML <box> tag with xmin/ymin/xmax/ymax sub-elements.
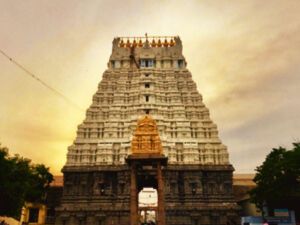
<box><xmin>141</xmin><ymin>59</ymin><xmax>154</xmax><ymax>68</ymax></box>
<box><xmin>145</xmin><ymin>95</ymin><xmax>150</xmax><ymax>102</ymax></box>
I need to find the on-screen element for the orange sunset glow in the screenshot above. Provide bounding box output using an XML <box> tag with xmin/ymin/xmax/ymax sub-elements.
<box><xmin>0</xmin><ymin>0</ymin><xmax>300</xmax><ymax>174</ymax></box>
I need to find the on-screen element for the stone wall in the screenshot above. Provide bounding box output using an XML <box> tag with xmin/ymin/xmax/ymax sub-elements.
<box><xmin>55</xmin><ymin>165</ymin><xmax>239</xmax><ymax>225</ymax></box>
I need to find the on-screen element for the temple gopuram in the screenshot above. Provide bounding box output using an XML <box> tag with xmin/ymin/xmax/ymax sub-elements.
<box><xmin>55</xmin><ymin>35</ymin><xmax>240</xmax><ymax>225</ymax></box>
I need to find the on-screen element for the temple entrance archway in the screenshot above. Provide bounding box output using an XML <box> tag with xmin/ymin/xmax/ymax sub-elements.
<box><xmin>126</xmin><ymin>156</ymin><xmax>167</xmax><ymax>225</ymax></box>
<box><xmin>125</xmin><ymin>116</ymin><xmax>167</xmax><ymax>225</ymax></box>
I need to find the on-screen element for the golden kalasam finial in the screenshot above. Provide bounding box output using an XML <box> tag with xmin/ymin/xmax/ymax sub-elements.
<box><xmin>138</xmin><ymin>39</ymin><xmax>143</xmax><ymax>47</ymax></box>
<box><xmin>157</xmin><ymin>39</ymin><xmax>162</xmax><ymax>47</ymax></box>
<box><xmin>131</xmin><ymin>116</ymin><xmax>163</xmax><ymax>155</ymax></box>
<box><xmin>151</xmin><ymin>39</ymin><xmax>157</xmax><ymax>47</ymax></box>
<box><xmin>132</xmin><ymin>39</ymin><xmax>137</xmax><ymax>47</ymax></box>
<box><xmin>163</xmin><ymin>39</ymin><xmax>169</xmax><ymax>47</ymax></box>
<box><xmin>170</xmin><ymin>38</ymin><xmax>175</xmax><ymax>47</ymax></box>
<box><xmin>120</xmin><ymin>39</ymin><xmax>125</xmax><ymax>47</ymax></box>
<box><xmin>126</xmin><ymin>39</ymin><xmax>131</xmax><ymax>48</ymax></box>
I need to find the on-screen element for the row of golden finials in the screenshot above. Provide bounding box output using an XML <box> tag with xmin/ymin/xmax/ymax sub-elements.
<box><xmin>119</xmin><ymin>38</ymin><xmax>176</xmax><ymax>48</ymax></box>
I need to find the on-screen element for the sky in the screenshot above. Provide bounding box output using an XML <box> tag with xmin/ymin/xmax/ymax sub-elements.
<box><xmin>0</xmin><ymin>0</ymin><xmax>299</xmax><ymax>175</ymax></box>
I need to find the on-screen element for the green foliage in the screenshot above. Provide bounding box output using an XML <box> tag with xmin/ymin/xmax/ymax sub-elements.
<box><xmin>0</xmin><ymin>144</ymin><xmax>53</xmax><ymax>219</ymax></box>
<box><xmin>250</xmin><ymin>143</ymin><xmax>300</xmax><ymax>211</ymax></box>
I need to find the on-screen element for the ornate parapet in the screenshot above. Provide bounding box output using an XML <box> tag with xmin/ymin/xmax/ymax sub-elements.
<box><xmin>109</xmin><ymin>35</ymin><xmax>185</xmax><ymax>69</ymax></box>
<box><xmin>112</xmin><ymin>35</ymin><xmax>181</xmax><ymax>49</ymax></box>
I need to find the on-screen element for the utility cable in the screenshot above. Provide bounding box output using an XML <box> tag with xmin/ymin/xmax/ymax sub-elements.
<box><xmin>0</xmin><ymin>49</ymin><xmax>84</xmax><ymax>111</ymax></box>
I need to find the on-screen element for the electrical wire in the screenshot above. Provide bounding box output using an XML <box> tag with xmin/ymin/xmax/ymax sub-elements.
<box><xmin>0</xmin><ymin>49</ymin><xmax>84</xmax><ymax>111</ymax></box>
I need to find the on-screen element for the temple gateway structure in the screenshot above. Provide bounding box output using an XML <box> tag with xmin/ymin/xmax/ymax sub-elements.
<box><xmin>55</xmin><ymin>36</ymin><xmax>240</xmax><ymax>225</ymax></box>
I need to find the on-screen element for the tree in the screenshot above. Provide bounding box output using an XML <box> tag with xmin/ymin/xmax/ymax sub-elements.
<box><xmin>0</xmin><ymin>144</ymin><xmax>53</xmax><ymax>219</ymax></box>
<box><xmin>250</xmin><ymin>143</ymin><xmax>300</xmax><ymax>218</ymax></box>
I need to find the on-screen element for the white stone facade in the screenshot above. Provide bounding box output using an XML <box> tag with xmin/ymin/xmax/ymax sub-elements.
<box><xmin>66</xmin><ymin>36</ymin><xmax>229</xmax><ymax>167</ymax></box>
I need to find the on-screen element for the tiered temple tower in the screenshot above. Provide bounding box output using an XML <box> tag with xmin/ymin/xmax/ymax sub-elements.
<box><xmin>55</xmin><ymin>36</ymin><xmax>240</xmax><ymax>225</ymax></box>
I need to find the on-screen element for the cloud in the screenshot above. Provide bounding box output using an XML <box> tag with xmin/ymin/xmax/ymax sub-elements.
<box><xmin>0</xmin><ymin>0</ymin><xmax>300</xmax><ymax>174</ymax></box>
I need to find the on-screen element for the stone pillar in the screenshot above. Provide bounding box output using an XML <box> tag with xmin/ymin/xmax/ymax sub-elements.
<box><xmin>143</xmin><ymin>209</ymin><xmax>147</xmax><ymax>223</ymax></box>
<box><xmin>157</xmin><ymin>162</ymin><xmax>165</xmax><ymax>225</ymax></box>
<box><xmin>130</xmin><ymin>163</ymin><xmax>138</xmax><ymax>225</ymax></box>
